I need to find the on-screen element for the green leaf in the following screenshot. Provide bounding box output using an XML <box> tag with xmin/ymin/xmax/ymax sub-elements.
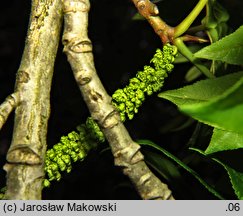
<box><xmin>206</xmin><ymin>25</ymin><xmax>228</xmax><ymax>43</ymax></box>
<box><xmin>180</xmin><ymin>76</ymin><xmax>243</xmax><ymax>133</ymax></box>
<box><xmin>209</xmin><ymin>59</ymin><xmax>226</xmax><ymax>75</ymax></box>
<box><xmin>142</xmin><ymin>150</ymin><xmax>181</xmax><ymax>182</ymax></box>
<box><xmin>191</xmin><ymin>148</ymin><xmax>243</xmax><ymax>200</ymax></box>
<box><xmin>215</xmin><ymin>161</ymin><xmax>243</xmax><ymax>200</ymax></box>
<box><xmin>159</xmin><ymin>72</ymin><xmax>243</xmax><ymax>133</ymax></box>
<box><xmin>185</xmin><ymin>66</ymin><xmax>202</xmax><ymax>82</ymax></box>
<box><xmin>159</xmin><ymin>71</ymin><xmax>243</xmax><ymax>106</ymax></box>
<box><xmin>202</xmin><ymin>0</ymin><xmax>230</xmax><ymax>42</ymax></box>
<box><xmin>175</xmin><ymin>45</ymin><xmax>202</xmax><ymax>64</ymax></box>
<box><xmin>195</xmin><ymin>26</ymin><xmax>243</xmax><ymax>65</ymax></box>
<box><xmin>159</xmin><ymin>115</ymin><xmax>193</xmax><ymax>133</ymax></box>
<box><xmin>138</xmin><ymin>139</ymin><xmax>224</xmax><ymax>199</ymax></box>
<box><xmin>205</xmin><ymin>128</ymin><xmax>243</xmax><ymax>154</ymax></box>
<box><xmin>201</xmin><ymin>1</ymin><xmax>230</xmax><ymax>74</ymax></box>
<box><xmin>202</xmin><ymin>0</ymin><xmax>229</xmax><ymax>29</ymax></box>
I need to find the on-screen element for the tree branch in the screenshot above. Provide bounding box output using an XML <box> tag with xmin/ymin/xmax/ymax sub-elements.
<box><xmin>131</xmin><ymin>0</ymin><xmax>208</xmax><ymax>44</ymax></box>
<box><xmin>131</xmin><ymin>0</ymin><xmax>174</xmax><ymax>44</ymax></box>
<box><xmin>3</xmin><ymin>0</ymin><xmax>63</xmax><ymax>199</ymax></box>
<box><xmin>174</xmin><ymin>38</ymin><xmax>214</xmax><ymax>78</ymax></box>
<box><xmin>0</xmin><ymin>92</ymin><xmax>20</xmax><ymax>131</ymax></box>
<box><xmin>62</xmin><ymin>0</ymin><xmax>174</xmax><ymax>200</ymax></box>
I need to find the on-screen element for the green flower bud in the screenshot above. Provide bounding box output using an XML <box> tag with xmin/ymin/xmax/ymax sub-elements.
<box><xmin>78</xmin><ymin>151</ymin><xmax>87</xmax><ymax>160</ymax></box>
<box><xmin>57</xmin><ymin>158</ymin><xmax>66</xmax><ymax>171</ymax></box>
<box><xmin>67</xmin><ymin>166</ymin><xmax>72</xmax><ymax>173</ymax></box>
<box><xmin>61</xmin><ymin>155</ymin><xmax>71</xmax><ymax>165</ymax></box>
<box><xmin>136</xmin><ymin>89</ymin><xmax>145</xmax><ymax>100</ymax></box>
<box><xmin>120</xmin><ymin>113</ymin><xmax>126</xmax><ymax>122</ymax></box>
<box><xmin>111</xmin><ymin>43</ymin><xmax>177</xmax><ymax>121</ymax></box>
<box><xmin>56</xmin><ymin>172</ymin><xmax>61</xmax><ymax>181</ymax></box>
<box><xmin>47</xmin><ymin>169</ymin><xmax>54</xmax><ymax>180</ymax></box>
<box><xmin>130</xmin><ymin>77</ymin><xmax>141</xmax><ymax>85</ymax></box>
<box><xmin>118</xmin><ymin>103</ymin><xmax>125</xmax><ymax>111</ymax></box>
<box><xmin>85</xmin><ymin>117</ymin><xmax>105</xmax><ymax>143</ymax></box>
<box><xmin>43</xmin><ymin>179</ymin><xmax>51</xmax><ymax>188</ymax></box>
<box><xmin>136</xmin><ymin>71</ymin><xmax>147</xmax><ymax>82</ymax></box>
<box><xmin>127</xmin><ymin>113</ymin><xmax>134</xmax><ymax>120</ymax></box>
<box><xmin>44</xmin><ymin>117</ymin><xmax>105</xmax><ymax>186</ymax></box>
<box><xmin>70</xmin><ymin>151</ymin><xmax>79</xmax><ymax>162</ymax></box>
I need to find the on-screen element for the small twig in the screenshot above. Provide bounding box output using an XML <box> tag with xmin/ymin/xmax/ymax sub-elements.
<box><xmin>180</xmin><ymin>34</ymin><xmax>209</xmax><ymax>43</ymax></box>
<box><xmin>174</xmin><ymin>38</ymin><xmax>214</xmax><ymax>78</ymax></box>
<box><xmin>62</xmin><ymin>0</ymin><xmax>174</xmax><ymax>200</ymax></box>
<box><xmin>186</xmin><ymin>24</ymin><xmax>206</xmax><ymax>34</ymax></box>
<box><xmin>131</xmin><ymin>0</ymin><xmax>213</xmax><ymax>78</ymax></box>
<box><xmin>0</xmin><ymin>92</ymin><xmax>20</xmax><ymax>131</ymax></box>
<box><xmin>131</xmin><ymin>0</ymin><xmax>174</xmax><ymax>44</ymax></box>
<box><xmin>132</xmin><ymin>0</ymin><xmax>208</xmax><ymax>44</ymax></box>
<box><xmin>174</xmin><ymin>0</ymin><xmax>208</xmax><ymax>38</ymax></box>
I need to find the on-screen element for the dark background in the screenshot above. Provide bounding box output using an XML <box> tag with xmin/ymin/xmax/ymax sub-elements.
<box><xmin>0</xmin><ymin>0</ymin><xmax>242</xmax><ymax>199</ymax></box>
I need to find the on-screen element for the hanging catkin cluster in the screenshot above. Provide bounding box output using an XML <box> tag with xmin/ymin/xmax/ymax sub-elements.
<box><xmin>112</xmin><ymin>43</ymin><xmax>177</xmax><ymax>121</ymax></box>
<box><xmin>43</xmin><ymin>44</ymin><xmax>177</xmax><ymax>187</ymax></box>
<box><xmin>44</xmin><ymin>117</ymin><xmax>105</xmax><ymax>187</ymax></box>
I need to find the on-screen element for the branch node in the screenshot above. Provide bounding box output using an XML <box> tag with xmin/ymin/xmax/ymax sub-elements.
<box><xmin>101</xmin><ymin>110</ymin><xmax>120</xmax><ymax>129</ymax></box>
<box><xmin>137</xmin><ymin>0</ymin><xmax>158</xmax><ymax>16</ymax></box>
<box><xmin>132</xmin><ymin>0</ymin><xmax>174</xmax><ymax>44</ymax></box>
<box><xmin>90</xmin><ymin>89</ymin><xmax>103</xmax><ymax>102</ymax></box>
<box><xmin>137</xmin><ymin>0</ymin><xmax>146</xmax><ymax>10</ymax></box>
<box><xmin>63</xmin><ymin>38</ymin><xmax>92</xmax><ymax>53</ymax></box>
<box><xmin>63</xmin><ymin>0</ymin><xmax>90</xmax><ymax>13</ymax></box>
<box><xmin>138</xmin><ymin>173</ymin><xmax>152</xmax><ymax>186</ymax></box>
<box><xmin>153</xmin><ymin>5</ymin><xmax>159</xmax><ymax>16</ymax></box>
<box><xmin>0</xmin><ymin>92</ymin><xmax>20</xmax><ymax>130</ymax></box>
<box><xmin>114</xmin><ymin>142</ymin><xmax>143</xmax><ymax>167</ymax></box>
<box><xmin>16</xmin><ymin>71</ymin><xmax>30</xmax><ymax>84</ymax></box>
<box><xmin>7</xmin><ymin>145</ymin><xmax>42</xmax><ymax>165</ymax></box>
<box><xmin>72</xmin><ymin>40</ymin><xmax>92</xmax><ymax>53</ymax></box>
<box><xmin>76</xmin><ymin>74</ymin><xmax>91</xmax><ymax>85</ymax></box>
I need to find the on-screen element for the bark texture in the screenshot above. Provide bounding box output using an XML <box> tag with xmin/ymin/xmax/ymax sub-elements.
<box><xmin>62</xmin><ymin>0</ymin><xmax>174</xmax><ymax>200</ymax></box>
<box><xmin>4</xmin><ymin>0</ymin><xmax>63</xmax><ymax>199</ymax></box>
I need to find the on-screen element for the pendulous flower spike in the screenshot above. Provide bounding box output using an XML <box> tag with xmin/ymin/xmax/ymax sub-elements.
<box><xmin>112</xmin><ymin>43</ymin><xmax>177</xmax><ymax>121</ymax></box>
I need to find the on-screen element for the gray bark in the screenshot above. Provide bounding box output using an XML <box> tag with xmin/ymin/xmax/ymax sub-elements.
<box><xmin>62</xmin><ymin>0</ymin><xmax>174</xmax><ymax>200</ymax></box>
<box><xmin>4</xmin><ymin>0</ymin><xmax>63</xmax><ymax>199</ymax></box>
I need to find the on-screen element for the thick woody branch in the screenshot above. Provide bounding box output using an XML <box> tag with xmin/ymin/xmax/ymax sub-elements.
<box><xmin>0</xmin><ymin>92</ymin><xmax>20</xmax><ymax>131</ymax></box>
<box><xmin>62</xmin><ymin>0</ymin><xmax>173</xmax><ymax>200</ymax></box>
<box><xmin>3</xmin><ymin>0</ymin><xmax>62</xmax><ymax>199</ymax></box>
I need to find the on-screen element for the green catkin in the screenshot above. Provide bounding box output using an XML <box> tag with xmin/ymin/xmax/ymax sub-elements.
<box><xmin>43</xmin><ymin>43</ymin><xmax>177</xmax><ymax>187</ymax></box>
<box><xmin>43</xmin><ymin>117</ymin><xmax>105</xmax><ymax>187</ymax></box>
<box><xmin>0</xmin><ymin>44</ymin><xmax>177</xmax><ymax>192</ymax></box>
<box><xmin>112</xmin><ymin>43</ymin><xmax>177</xmax><ymax>121</ymax></box>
